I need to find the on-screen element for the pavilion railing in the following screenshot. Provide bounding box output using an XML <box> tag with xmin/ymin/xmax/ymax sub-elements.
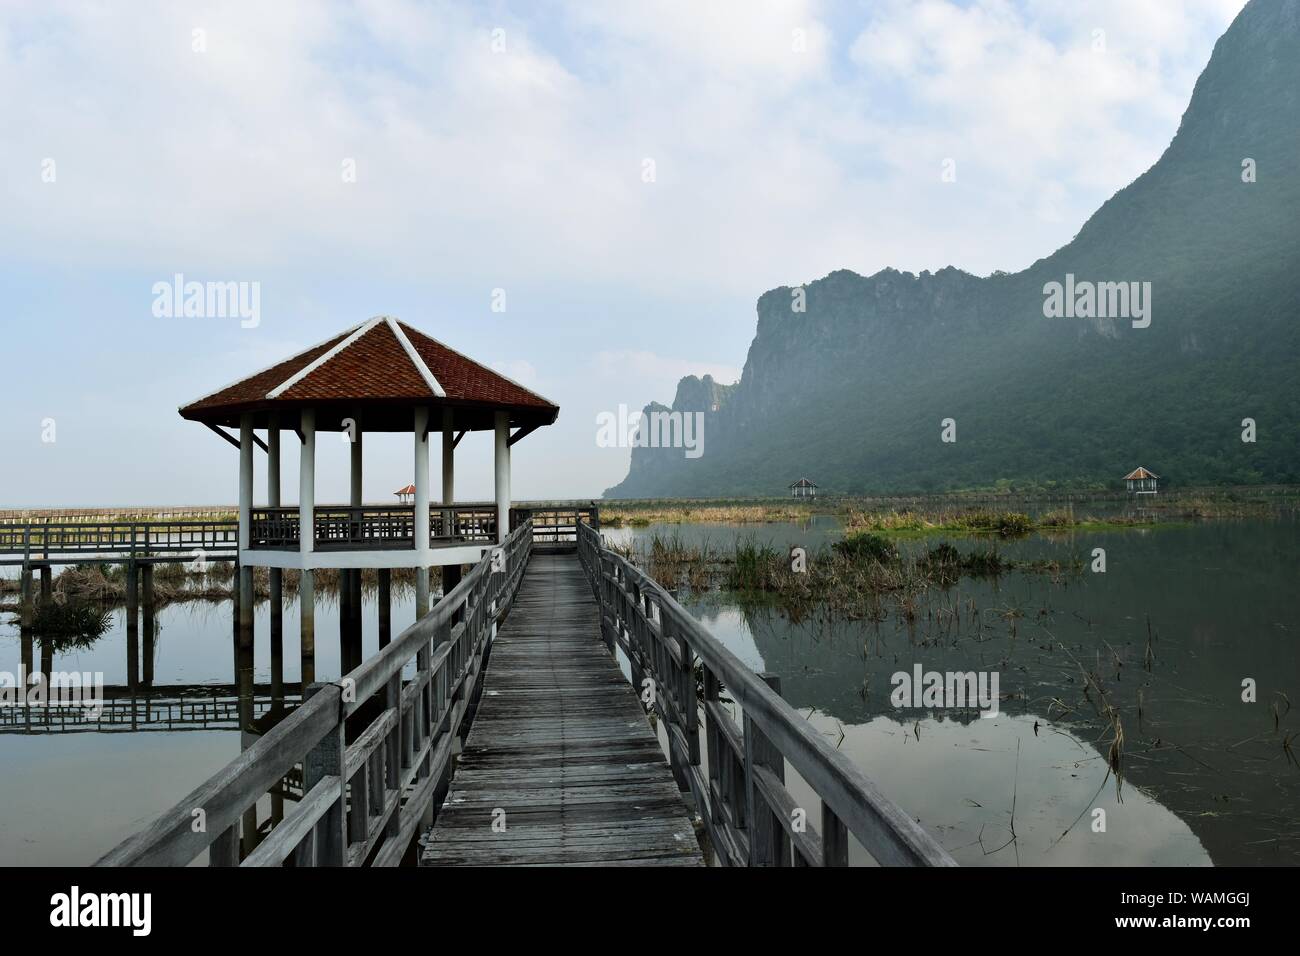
<box><xmin>432</xmin><ymin>503</ymin><xmax>497</xmax><ymax>542</ymax></box>
<box><xmin>313</xmin><ymin>506</ymin><xmax>419</xmax><ymax>551</ymax></box>
<box><xmin>95</xmin><ymin>519</ymin><xmax>533</xmax><ymax>867</ymax></box>
<box><xmin>576</xmin><ymin>522</ymin><xmax>955</xmax><ymax>867</ymax></box>
<box><xmin>248</xmin><ymin>504</ymin><xmax>501</xmax><ymax>551</ymax></box>
<box><xmin>249</xmin><ymin>509</ymin><xmax>302</xmax><ymax>550</ymax></box>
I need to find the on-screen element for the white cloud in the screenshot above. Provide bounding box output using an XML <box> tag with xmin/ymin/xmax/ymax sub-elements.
<box><xmin>0</xmin><ymin>0</ymin><xmax>1252</xmax><ymax>503</ymax></box>
<box><xmin>0</xmin><ymin>0</ymin><xmax>1246</xmax><ymax>297</ymax></box>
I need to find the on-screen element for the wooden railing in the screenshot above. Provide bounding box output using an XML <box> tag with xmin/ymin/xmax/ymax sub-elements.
<box><xmin>95</xmin><ymin>520</ymin><xmax>533</xmax><ymax>867</ymax></box>
<box><xmin>0</xmin><ymin>506</ymin><xmax>591</xmax><ymax>558</ymax></box>
<box><xmin>0</xmin><ymin>507</ymin><xmax>236</xmax><ymax>522</ymax></box>
<box><xmin>312</xmin><ymin>506</ymin><xmax>420</xmax><ymax>550</ymax></box>
<box><xmin>432</xmin><ymin>503</ymin><xmax>497</xmax><ymax>542</ymax></box>
<box><xmin>576</xmin><ymin>522</ymin><xmax>955</xmax><ymax>867</ymax></box>
<box><xmin>0</xmin><ymin>519</ymin><xmax>238</xmax><ymax>559</ymax></box>
<box><xmin>509</xmin><ymin>504</ymin><xmax>598</xmax><ymax>544</ymax></box>
<box><xmin>249</xmin><ymin>504</ymin><xmax>499</xmax><ymax>550</ymax></box>
<box><xmin>248</xmin><ymin>508</ymin><xmax>301</xmax><ymax>549</ymax></box>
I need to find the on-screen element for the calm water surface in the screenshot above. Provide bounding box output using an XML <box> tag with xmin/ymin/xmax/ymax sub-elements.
<box><xmin>609</xmin><ymin>514</ymin><xmax>1300</xmax><ymax>866</ymax></box>
<box><xmin>3</xmin><ymin>513</ymin><xmax>1296</xmax><ymax>865</ymax></box>
<box><xmin>0</xmin><ymin>588</ymin><xmax>423</xmax><ymax>865</ymax></box>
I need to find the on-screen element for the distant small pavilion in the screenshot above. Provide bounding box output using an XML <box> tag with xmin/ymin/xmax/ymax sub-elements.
<box><xmin>1123</xmin><ymin>466</ymin><xmax>1159</xmax><ymax>495</ymax></box>
<box><xmin>394</xmin><ymin>484</ymin><xmax>415</xmax><ymax>504</ymax></box>
<box><xmin>789</xmin><ymin>477</ymin><xmax>818</xmax><ymax>499</ymax></box>
<box><xmin>180</xmin><ymin>314</ymin><xmax>559</xmax><ymax>683</ymax></box>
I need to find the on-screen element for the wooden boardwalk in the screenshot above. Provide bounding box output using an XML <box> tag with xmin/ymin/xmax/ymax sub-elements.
<box><xmin>420</xmin><ymin>553</ymin><xmax>704</xmax><ymax>867</ymax></box>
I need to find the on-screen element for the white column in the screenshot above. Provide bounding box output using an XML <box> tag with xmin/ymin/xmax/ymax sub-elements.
<box><xmin>441</xmin><ymin>407</ymin><xmax>455</xmax><ymax>539</ymax></box>
<box><xmin>414</xmin><ymin>407</ymin><xmax>430</xmax><ymax>546</ymax></box>
<box><xmin>441</xmin><ymin>407</ymin><xmax>455</xmax><ymax>505</ymax></box>
<box><xmin>494</xmin><ymin>410</ymin><xmax>511</xmax><ymax>544</ymax></box>
<box><xmin>237</xmin><ymin>414</ymin><xmax>255</xmax><ymax>700</ymax></box>
<box><xmin>267</xmin><ymin>413</ymin><xmax>281</xmax><ymax>507</ymax></box>
<box><xmin>299</xmin><ymin>408</ymin><xmax>315</xmax><ymax>559</ymax></box>
<box><xmin>414</xmin><ymin>407</ymin><xmax>430</xmax><ymax>616</ymax></box>
<box><xmin>350</xmin><ymin>407</ymin><xmax>363</xmax><ymax>507</ymax></box>
<box><xmin>298</xmin><ymin>408</ymin><xmax>316</xmax><ymax>686</ymax></box>
<box><xmin>239</xmin><ymin>414</ymin><xmax>254</xmax><ymax>550</ymax></box>
<box><xmin>266</xmin><ymin>412</ymin><xmax>283</xmax><ymax>700</ymax></box>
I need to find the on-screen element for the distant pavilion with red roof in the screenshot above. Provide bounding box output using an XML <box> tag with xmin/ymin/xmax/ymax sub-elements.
<box><xmin>1122</xmin><ymin>466</ymin><xmax>1159</xmax><ymax>495</ymax></box>
<box><xmin>180</xmin><ymin>315</ymin><xmax>559</xmax><ymax>676</ymax></box>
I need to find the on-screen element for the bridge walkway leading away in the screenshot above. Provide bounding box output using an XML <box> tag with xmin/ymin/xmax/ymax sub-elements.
<box><xmin>420</xmin><ymin>552</ymin><xmax>704</xmax><ymax>867</ymax></box>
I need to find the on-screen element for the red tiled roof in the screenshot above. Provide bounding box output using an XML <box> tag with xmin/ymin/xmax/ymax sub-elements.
<box><xmin>179</xmin><ymin>316</ymin><xmax>558</xmax><ymax>429</ymax></box>
<box><xmin>1122</xmin><ymin>467</ymin><xmax>1159</xmax><ymax>480</ymax></box>
<box><xmin>399</xmin><ymin>321</ymin><xmax>544</xmax><ymax>409</ymax></box>
<box><xmin>278</xmin><ymin>319</ymin><xmax>431</xmax><ymax>402</ymax></box>
<box><xmin>394</xmin><ymin>484</ymin><xmax>415</xmax><ymax>495</ymax></box>
<box><xmin>186</xmin><ymin>330</ymin><xmax>352</xmax><ymax>412</ymax></box>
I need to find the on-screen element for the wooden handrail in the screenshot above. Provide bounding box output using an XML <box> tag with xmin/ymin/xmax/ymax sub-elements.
<box><xmin>0</xmin><ymin>506</ymin><xmax>599</xmax><ymax>556</ymax></box>
<box><xmin>95</xmin><ymin>519</ymin><xmax>534</xmax><ymax>867</ymax></box>
<box><xmin>576</xmin><ymin>522</ymin><xmax>955</xmax><ymax>867</ymax></box>
<box><xmin>0</xmin><ymin>519</ymin><xmax>239</xmax><ymax>557</ymax></box>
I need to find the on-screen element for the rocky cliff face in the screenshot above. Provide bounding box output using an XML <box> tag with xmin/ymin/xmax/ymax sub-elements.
<box><xmin>606</xmin><ymin>0</ymin><xmax>1300</xmax><ymax>498</ymax></box>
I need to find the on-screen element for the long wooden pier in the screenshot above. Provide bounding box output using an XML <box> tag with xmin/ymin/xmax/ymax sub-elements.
<box><xmin>96</xmin><ymin>518</ymin><xmax>954</xmax><ymax>868</ymax></box>
<box><xmin>421</xmin><ymin>553</ymin><xmax>702</xmax><ymax>866</ymax></box>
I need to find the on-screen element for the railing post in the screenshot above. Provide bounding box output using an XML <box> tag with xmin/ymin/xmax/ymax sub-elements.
<box><xmin>677</xmin><ymin>628</ymin><xmax>699</xmax><ymax>768</ymax></box>
<box><xmin>301</xmin><ymin>683</ymin><xmax>347</xmax><ymax>866</ymax></box>
<box><xmin>702</xmin><ymin>665</ymin><xmax>725</xmax><ymax>830</ymax></box>
<box><xmin>209</xmin><ymin>825</ymin><xmax>240</xmax><ymax>867</ymax></box>
<box><xmin>626</xmin><ymin>574</ymin><xmax>645</xmax><ymax>699</ymax></box>
<box><xmin>383</xmin><ymin>671</ymin><xmax>402</xmax><ymax>840</ymax></box>
<box><xmin>822</xmin><ymin>804</ymin><xmax>849</xmax><ymax>867</ymax></box>
<box><xmin>744</xmin><ymin>673</ymin><xmax>786</xmax><ymax>866</ymax></box>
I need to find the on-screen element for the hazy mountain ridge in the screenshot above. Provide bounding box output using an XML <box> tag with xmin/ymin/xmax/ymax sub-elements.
<box><xmin>606</xmin><ymin>0</ymin><xmax>1300</xmax><ymax>498</ymax></box>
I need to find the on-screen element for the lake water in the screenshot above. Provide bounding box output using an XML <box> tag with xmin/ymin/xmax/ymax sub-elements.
<box><xmin>0</xmin><ymin>586</ymin><xmax>425</xmax><ymax>865</ymax></box>
<box><xmin>606</xmin><ymin>514</ymin><xmax>1300</xmax><ymax>866</ymax></box>
<box><xmin>2</xmin><ymin>511</ymin><xmax>1296</xmax><ymax>865</ymax></box>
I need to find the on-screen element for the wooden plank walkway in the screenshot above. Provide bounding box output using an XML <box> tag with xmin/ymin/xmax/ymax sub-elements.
<box><xmin>420</xmin><ymin>552</ymin><xmax>705</xmax><ymax>867</ymax></box>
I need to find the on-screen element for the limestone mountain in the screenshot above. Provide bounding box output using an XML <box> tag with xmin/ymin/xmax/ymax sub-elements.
<box><xmin>606</xmin><ymin>0</ymin><xmax>1300</xmax><ymax>498</ymax></box>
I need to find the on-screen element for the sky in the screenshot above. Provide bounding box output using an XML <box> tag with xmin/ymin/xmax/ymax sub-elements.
<box><xmin>0</xmin><ymin>0</ymin><xmax>1248</xmax><ymax>507</ymax></box>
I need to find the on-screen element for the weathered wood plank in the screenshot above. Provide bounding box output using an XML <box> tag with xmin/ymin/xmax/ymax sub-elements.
<box><xmin>421</xmin><ymin>553</ymin><xmax>704</xmax><ymax>867</ymax></box>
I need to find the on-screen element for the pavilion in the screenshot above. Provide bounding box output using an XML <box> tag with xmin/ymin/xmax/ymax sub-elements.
<box><xmin>788</xmin><ymin>477</ymin><xmax>818</xmax><ymax>499</ymax></box>
<box><xmin>1122</xmin><ymin>466</ymin><xmax>1159</xmax><ymax>495</ymax></box>
<box><xmin>180</xmin><ymin>314</ymin><xmax>559</xmax><ymax>682</ymax></box>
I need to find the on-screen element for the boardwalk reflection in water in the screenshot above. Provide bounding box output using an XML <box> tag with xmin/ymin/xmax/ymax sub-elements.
<box><xmin>0</xmin><ymin>585</ymin><xmax>416</xmax><ymax>864</ymax></box>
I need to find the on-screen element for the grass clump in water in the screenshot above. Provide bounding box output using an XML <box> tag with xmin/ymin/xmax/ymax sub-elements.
<box><xmin>726</xmin><ymin>539</ymin><xmax>784</xmax><ymax>591</ymax></box>
<box><xmin>833</xmin><ymin>532</ymin><xmax>898</xmax><ymax>563</ymax></box>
